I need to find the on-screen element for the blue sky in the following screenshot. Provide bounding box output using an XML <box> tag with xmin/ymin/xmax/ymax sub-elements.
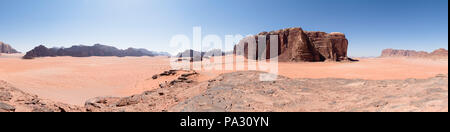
<box><xmin>0</xmin><ymin>0</ymin><xmax>448</xmax><ymax>56</ymax></box>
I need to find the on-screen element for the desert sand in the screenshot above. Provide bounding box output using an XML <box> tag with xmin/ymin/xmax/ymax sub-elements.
<box><xmin>0</xmin><ymin>54</ymin><xmax>448</xmax><ymax>106</ymax></box>
<box><xmin>1</xmin><ymin>54</ymin><xmax>174</xmax><ymax>105</ymax></box>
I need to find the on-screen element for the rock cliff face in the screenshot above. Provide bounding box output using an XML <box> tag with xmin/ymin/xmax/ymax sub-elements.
<box><xmin>381</xmin><ymin>48</ymin><xmax>448</xmax><ymax>58</ymax></box>
<box><xmin>23</xmin><ymin>44</ymin><xmax>161</xmax><ymax>59</ymax></box>
<box><xmin>234</xmin><ymin>27</ymin><xmax>350</xmax><ymax>62</ymax></box>
<box><xmin>0</xmin><ymin>42</ymin><xmax>19</xmax><ymax>54</ymax></box>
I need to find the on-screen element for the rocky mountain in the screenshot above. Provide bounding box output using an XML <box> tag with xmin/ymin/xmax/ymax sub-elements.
<box><xmin>381</xmin><ymin>48</ymin><xmax>448</xmax><ymax>58</ymax></box>
<box><xmin>175</xmin><ymin>49</ymin><xmax>226</xmax><ymax>62</ymax></box>
<box><xmin>0</xmin><ymin>42</ymin><xmax>19</xmax><ymax>54</ymax></box>
<box><xmin>84</xmin><ymin>71</ymin><xmax>448</xmax><ymax>112</ymax></box>
<box><xmin>234</xmin><ymin>27</ymin><xmax>352</xmax><ymax>62</ymax></box>
<box><xmin>431</xmin><ymin>48</ymin><xmax>449</xmax><ymax>56</ymax></box>
<box><xmin>23</xmin><ymin>44</ymin><xmax>166</xmax><ymax>59</ymax></box>
<box><xmin>175</xmin><ymin>49</ymin><xmax>205</xmax><ymax>61</ymax></box>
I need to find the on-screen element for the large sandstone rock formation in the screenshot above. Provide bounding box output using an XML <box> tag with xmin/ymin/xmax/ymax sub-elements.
<box><xmin>171</xmin><ymin>71</ymin><xmax>448</xmax><ymax>112</ymax></box>
<box><xmin>381</xmin><ymin>48</ymin><xmax>448</xmax><ymax>58</ymax></box>
<box><xmin>0</xmin><ymin>42</ymin><xmax>19</xmax><ymax>54</ymax></box>
<box><xmin>234</xmin><ymin>27</ymin><xmax>351</xmax><ymax>62</ymax></box>
<box><xmin>23</xmin><ymin>44</ymin><xmax>163</xmax><ymax>59</ymax></box>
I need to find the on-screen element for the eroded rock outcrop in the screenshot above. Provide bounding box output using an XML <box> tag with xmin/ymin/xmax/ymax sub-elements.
<box><xmin>171</xmin><ymin>71</ymin><xmax>448</xmax><ymax>112</ymax></box>
<box><xmin>81</xmin><ymin>71</ymin><xmax>448</xmax><ymax>112</ymax></box>
<box><xmin>174</xmin><ymin>49</ymin><xmax>226</xmax><ymax>62</ymax></box>
<box><xmin>234</xmin><ymin>27</ymin><xmax>351</xmax><ymax>62</ymax></box>
<box><xmin>23</xmin><ymin>44</ymin><xmax>162</xmax><ymax>59</ymax></box>
<box><xmin>155</xmin><ymin>70</ymin><xmax>198</xmax><ymax>88</ymax></box>
<box><xmin>0</xmin><ymin>42</ymin><xmax>19</xmax><ymax>54</ymax></box>
<box><xmin>0</xmin><ymin>80</ymin><xmax>84</xmax><ymax>112</ymax></box>
<box><xmin>85</xmin><ymin>70</ymin><xmax>202</xmax><ymax>112</ymax></box>
<box><xmin>381</xmin><ymin>48</ymin><xmax>448</xmax><ymax>58</ymax></box>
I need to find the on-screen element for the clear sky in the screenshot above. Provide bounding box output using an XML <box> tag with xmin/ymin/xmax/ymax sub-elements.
<box><xmin>0</xmin><ymin>0</ymin><xmax>448</xmax><ymax>56</ymax></box>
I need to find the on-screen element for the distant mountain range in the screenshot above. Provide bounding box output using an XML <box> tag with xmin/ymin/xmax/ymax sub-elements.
<box><xmin>381</xmin><ymin>48</ymin><xmax>448</xmax><ymax>58</ymax></box>
<box><xmin>23</xmin><ymin>44</ymin><xmax>171</xmax><ymax>59</ymax></box>
<box><xmin>0</xmin><ymin>41</ymin><xmax>20</xmax><ymax>54</ymax></box>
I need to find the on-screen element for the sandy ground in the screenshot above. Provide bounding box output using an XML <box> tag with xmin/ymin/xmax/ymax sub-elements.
<box><xmin>278</xmin><ymin>57</ymin><xmax>448</xmax><ymax>80</ymax></box>
<box><xmin>0</xmin><ymin>54</ymin><xmax>174</xmax><ymax>105</ymax></box>
<box><xmin>194</xmin><ymin>55</ymin><xmax>448</xmax><ymax>80</ymax></box>
<box><xmin>0</xmin><ymin>54</ymin><xmax>448</xmax><ymax>106</ymax></box>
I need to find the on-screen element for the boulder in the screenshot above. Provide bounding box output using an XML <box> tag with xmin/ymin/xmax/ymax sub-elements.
<box><xmin>0</xmin><ymin>92</ymin><xmax>13</xmax><ymax>101</ymax></box>
<box><xmin>0</xmin><ymin>102</ymin><xmax>15</xmax><ymax>112</ymax></box>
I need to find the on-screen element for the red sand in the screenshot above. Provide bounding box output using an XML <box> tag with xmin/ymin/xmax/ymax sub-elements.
<box><xmin>278</xmin><ymin>57</ymin><xmax>448</xmax><ymax>80</ymax></box>
<box><xmin>197</xmin><ymin>56</ymin><xmax>448</xmax><ymax>80</ymax></box>
<box><xmin>0</xmin><ymin>54</ymin><xmax>448</xmax><ymax>105</ymax></box>
<box><xmin>0</xmin><ymin>54</ymin><xmax>173</xmax><ymax>105</ymax></box>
